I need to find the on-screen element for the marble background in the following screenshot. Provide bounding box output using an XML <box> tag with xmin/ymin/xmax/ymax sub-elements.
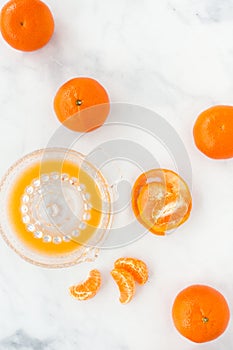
<box><xmin>0</xmin><ymin>0</ymin><xmax>233</xmax><ymax>349</ymax></box>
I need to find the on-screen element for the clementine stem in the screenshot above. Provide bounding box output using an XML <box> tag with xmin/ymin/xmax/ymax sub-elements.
<box><xmin>76</xmin><ymin>99</ymin><xmax>83</xmax><ymax>106</ymax></box>
<box><xmin>202</xmin><ymin>317</ymin><xmax>209</xmax><ymax>323</ymax></box>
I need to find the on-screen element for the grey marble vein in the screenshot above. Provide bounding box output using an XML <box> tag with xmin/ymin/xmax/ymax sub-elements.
<box><xmin>0</xmin><ymin>330</ymin><xmax>51</xmax><ymax>350</ymax></box>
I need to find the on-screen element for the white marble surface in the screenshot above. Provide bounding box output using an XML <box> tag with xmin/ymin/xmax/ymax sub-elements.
<box><xmin>0</xmin><ymin>0</ymin><xmax>233</xmax><ymax>349</ymax></box>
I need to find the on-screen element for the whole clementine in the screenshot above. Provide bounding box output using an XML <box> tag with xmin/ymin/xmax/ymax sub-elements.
<box><xmin>193</xmin><ymin>105</ymin><xmax>233</xmax><ymax>159</ymax></box>
<box><xmin>172</xmin><ymin>284</ymin><xmax>230</xmax><ymax>343</ymax></box>
<box><xmin>54</xmin><ymin>77</ymin><xmax>110</xmax><ymax>132</ymax></box>
<box><xmin>0</xmin><ymin>0</ymin><xmax>54</xmax><ymax>51</ymax></box>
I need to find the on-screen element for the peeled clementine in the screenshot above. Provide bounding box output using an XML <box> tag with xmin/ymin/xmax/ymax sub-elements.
<box><xmin>172</xmin><ymin>284</ymin><xmax>230</xmax><ymax>343</ymax></box>
<box><xmin>132</xmin><ymin>169</ymin><xmax>192</xmax><ymax>235</ymax></box>
<box><xmin>54</xmin><ymin>77</ymin><xmax>110</xmax><ymax>132</ymax></box>
<box><xmin>111</xmin><ymin>268</ymin><xmax>136</xmax><ymax>304</ymax></box>
<box><xmin>193</xmin><ymin>105</ymin><xmax>233</xmax><ymax>159</ymax></box>
<box><xmin>114</xmin><ymin>257</ymin><xmax>148</xmax><ymax>285</ymax></box>
<box><xmin>0</xmin><ymin>0</ymin><xmax>54</xmax><ymax>51</ymax></box>
<box><xmin>69</xmin><ymin>270</ymin><xmax>101</xmax><ymax>301</ymax></box>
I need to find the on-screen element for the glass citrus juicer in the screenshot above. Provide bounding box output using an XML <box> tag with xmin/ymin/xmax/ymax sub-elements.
<box><xmin>0</xmin><ymin>148</ymin><xmax>112</xmax><ymax>267</ymax></box>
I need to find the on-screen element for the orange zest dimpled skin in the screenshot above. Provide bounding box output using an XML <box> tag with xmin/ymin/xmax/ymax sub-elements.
<box><xmin>54</xmin><ymin>77</ymin><xmax>110</xmax><ymax>132</ymax></box>
<box><xmin>69</xmin><ymin>270</ymin><xmax>101</xmax><ymax>301</ymax></box>
<box><xmin>114</xmin><ymin>257</ymin><xmax>148</xmax><ymax>285</ymax></box>
<box><xmin>172</xmin><ymin>284</ymin><xmax>230</xmax><ymax>343</ymax></box>
<box><xmin>0</xmin><ymin>0</ymin><xmax>54</xmax><ymax>51</ymax></box>
<box><xmin>193</xmin><ymin>105</ymin><xmax>233</xmax><ymax>159</ymax></box>
<box><xmin>111</xmin><ymin>268</ymin><xmax>136</xmax><ymax>304</ymax></box>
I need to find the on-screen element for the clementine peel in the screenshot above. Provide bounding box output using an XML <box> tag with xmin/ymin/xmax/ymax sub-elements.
<box><xmin>0</xmin><ymin>0</ymin><xmax>54</xmax><ymax>51</ymax></box>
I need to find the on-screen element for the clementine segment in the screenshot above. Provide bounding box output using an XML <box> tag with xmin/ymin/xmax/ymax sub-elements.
<box><xmin>172</xmin><ymin>285</ymin><xmax>230</xmax><ymax>343</ymax></box>
<box><xmin>132</xmin><ymin>169</ymin><xmax>192</xmax><ymax>235</ymax></box>
<box><xmin>193</xmin><ymin>105</ymin><xmax>233</xmax><ymax>159</ymax></box>
<box><xmin>114</xmin><ymin>257</ymin><xmax>148</xmax><ymax>285</ymax></box>
<box><xmin>54</xmin><ymin>77</ymin><xmax>110</xmax><ymax>132</ymax></box>
<box><xmin>69</xmin><ymin>269</ymin><xmax>101</xmax><ymax>301</ymax></box>
<box><xmin>0</xmin><ymin>0</ymin><xmax>54</xmax><ymax>51</ymax></box>
<box><xmin>111</xmin><ymin>268</ymin><xmax>136</xmax><ymax>304</ymax></box>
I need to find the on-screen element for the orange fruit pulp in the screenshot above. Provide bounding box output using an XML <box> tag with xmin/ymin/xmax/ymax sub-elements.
<box><xmin>172</xmin><ymin>284</ymin><xmax>230</xmax><ymax>343</ymax></box>
<box><xmin>132</xmin><ymin>169</ymin><xmax>192</xmax><ymax>236</ymax></box>
<box><xmin>69</xmin><ymin>269</ymin><xmax>101</xmax><ymax>301</ymax></box>
<box><xmin>193</xmin><ymin>105</ymin><xmax>233</xmax><ymax>159</ymax></box>
<box><xmin>8</xmin><ymin>159</ymin><xmax>103</xmax><ymax>256</ymax></box>
<box><xmin>0</xmin><ymin>0</ymin><xmax>54</xmax><ymax>51</ymax></box>
<box><xmin>114</xmin><ymin>257</ymin><xmax>148</xmax><ymax>285</ymax></box>
<box><xmin>111</xmin><ymin>268</ymin><xmax>136</xmax><ymax>304</ymax></box>
<box><xmin>54</xmin><ymin>77</ymin><xmax>110</xmax><ymax>132</ymax></box>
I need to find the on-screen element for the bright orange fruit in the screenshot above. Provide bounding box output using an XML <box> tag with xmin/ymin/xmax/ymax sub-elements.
<box><xmin>54</xmin><ymin>77</ymin><xmax>110</xmax><ymax>132</ymax></box>
<box><xmin>172</xmin><ymin>285</ymin><xmax>230</xmax><ymax>343</ymax></box>
<box><xmin>69</xmin><ymin>269</ymin><xmax>101</xmax><ymax>301</ymax></box>
<box><xmin>193</xmin><ymin>105</ymin><xmax>233</xmax><ymax>159</ymax></box>
<box><xmin>0</xmin><ymin>0</ymin><xmax>54</xmax><ymax>51</ymax></box>
<box><xmin>111</xmin><ymin>268</ymin><xmax>136</xmax><ymax>304</ymax></box>
<box><xmin>114</xmin><ymin>257</ymin><xmax>148</xmax><ymax>285</ymax></box>
<box><xmin>132</xmin><ymin>169</ymin><xmax>192</xmax><ymax>235</ymax></box>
